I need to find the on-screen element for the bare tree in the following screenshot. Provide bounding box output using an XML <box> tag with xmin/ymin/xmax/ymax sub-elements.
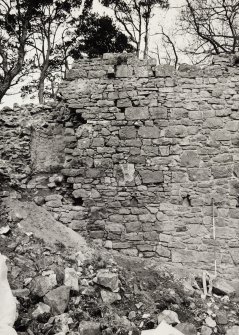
<box><xmin>180</xmin><ymin>0</ymin><xmax>239</xmax><ymax>58</ymax></box>
<box><xmin>100</xmin><ymin>0</ymin><xmax>169</xmax><ymax>58</ymax></box>
<box><xmin>0</xmin><ymin>0</ymin><xmax>37</xmax><ymax>103</ymax></box>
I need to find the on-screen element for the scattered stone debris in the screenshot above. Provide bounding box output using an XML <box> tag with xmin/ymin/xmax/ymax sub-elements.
<box><xmin>1</xmin><ymin>199</ymin><xmax>239</xmax><ymax>335</ymax></box>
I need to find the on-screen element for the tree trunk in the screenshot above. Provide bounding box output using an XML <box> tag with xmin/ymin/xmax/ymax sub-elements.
<box><xmin>38</xmin><ymin>76</ymin><xmax>45</xmax><ymax>104</ymax></box>
<box><xmin>143</xmin><ymin>15</ymin><xmax>150</xmax><ymax>59</ymax></box>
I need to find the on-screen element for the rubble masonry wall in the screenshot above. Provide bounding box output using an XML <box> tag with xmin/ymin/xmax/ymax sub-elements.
<box><xmin>1</xmin><ymin>53</ymin><xmax>239</xmax><ymax>279</ymax></box>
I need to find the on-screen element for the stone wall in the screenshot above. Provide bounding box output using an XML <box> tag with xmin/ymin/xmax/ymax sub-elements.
<box><xmin>1</xmin><ymin>53</ymin><xmax>239</xmax><ymax>279</ymax></box>
<box><xmin>59</xmin><ymin>53</ymin><xmax>239</xmax><ymax>279</ymax></box>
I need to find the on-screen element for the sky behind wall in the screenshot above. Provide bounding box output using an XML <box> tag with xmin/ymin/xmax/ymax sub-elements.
<box><xmin>1</xmin><ymin>0</ymin><xmax>185</xmax><ymax>107</ymax></box>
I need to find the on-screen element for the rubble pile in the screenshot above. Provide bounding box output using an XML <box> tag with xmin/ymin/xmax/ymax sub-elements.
<box><xmin>0</xmin><ymin>219</ymin><xmax>239</xmax><ymax>335</ymax></box>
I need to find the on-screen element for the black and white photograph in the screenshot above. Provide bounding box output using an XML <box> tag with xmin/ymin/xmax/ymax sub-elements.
<box><xmin>1</xmin><ymin>1</ymin><xmax>239</xmax><ymax>334</ymax></box>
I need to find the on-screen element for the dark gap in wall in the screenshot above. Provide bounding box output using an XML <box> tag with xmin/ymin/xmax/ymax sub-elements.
<box><xmin>108</xmin><ymin>72</ymin><xmax>115</xmax><ymax>79</ymax></box>
<box><xmin>114</xmin><ymin>100</ymin><xmax>117</xmax><ymax>107</ymax></box>
<box><xmin>182</xmin><ymin>194</ymin><xmax>192</xmax><ymax>207</ymax></box>
<box><xmin>116</xmin><ymin>55</ymin><xmax>128</xmax><ymax>65</ymax></box>
<box><xmin>130</xmin><ymin>196</ymin><xmax>139</xmax><ymax>207</ymax></box>
<box><xmin>233</xmin><ymin>55</ymin><xmax>239</xmax><ymax>66</ymax></box>
<box><xmin>236</xmin><ymin>196</ymin><xmax>239</xmax><ymax>207</ymax></box>
<box><xmin>68</xmin><ymin>108</ymin><xmax>87</xmax><ymax>128</ymax></box>
<box><xmin>73</xmin><ymin>197</ymin><xmax>84</xmax><ymax>206</ymax></box>
<box><xmin>75</xmin><ymin>112</ymin><xmax>87</xmax><ymax>125</ymax></box>
<box><xmin>132</xmin><ymin>100</ymin><xmax>138</xmax><ymax>107</ymax></box>
<box><xmin>119</xmin><ymin>107</ymin><xmax>125</xmax><ymax>113</ymax></box>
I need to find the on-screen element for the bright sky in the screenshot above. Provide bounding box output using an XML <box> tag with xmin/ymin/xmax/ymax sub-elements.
<box><xmin>1</xmin><ymin>0</ymin><xmax>185</xmax><ymax>107</ymax></box>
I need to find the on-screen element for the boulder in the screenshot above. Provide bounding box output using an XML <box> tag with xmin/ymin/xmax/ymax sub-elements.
<box><xmin>226</xmin><ymin>326</ymin><xmax>239</xmax><ymax>335</ymax></box>
<box><xmin>79</xmin><ymin>321</ymin><xmax>101</xmax><ymax>335</ymax></box>
<box><xmin>55</xmin><ymin>313</ymin><xmax>73</xmax><ymax>334</ymax></box>
<box><xmin>96</xmin><ymin>270</ymin><xmax>119</xmax><ymax>292</ymax></box>
<box><xmin>43</xmin><ymin>286</ymin><xmax>70</xmax><ymax>315</ymax></box>
<box><xmin>205</xmin><ymin>317</ymin><xmax>216</xmax><ymax>328</ymax></box>
<box><xmin>175</xmin><ymin>323</ymin><xmax>197</xmax><ymax>335</ymax></box>
<box><xmin>100</xmin><ymin>290</ymin><xmax>121</xmax><ymax>304</ymax></box>
<box><xmin>157</xmin><ymin>310</ymin><xmax>180</xmax><ymax>325</ymax></box>
<box><xmin>32</xmin><ymin>302</ymin><xmax>50</xmax><ymax>319</ymax></box>
<box><xmin>213</xmin><ymin>278</ymin><xmax>236</xmax><ymax>296</ymax></box>
<box><xmin>141</xmin><ymin>320</ymin><xmax>184</xmax><ymax>335</ymax></box>
<box><xmin>30</xmin><ymin>275</ymin><xmax>57</xmax><ymax>297</ymax></box>
<box><xmin>201</xmin><ymin>326</ymin><xmax>212</xmax><ymax>335</ymax></box>
<box><xmin>64</xmin><ymin>268</ymin><xmax>79</xmax><ymax>291</ymax></box>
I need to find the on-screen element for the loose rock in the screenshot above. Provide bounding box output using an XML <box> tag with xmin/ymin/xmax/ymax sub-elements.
<box><xmin>43</xmin><ymin>286</ymin><xmax>70</xmax><ymax>315</ymax></box>
<box><xmin>157</xmin><ymin>310</ymin><xmax>180</xmax><ymax>325</ymax></box>
<box><xmin>32</xmin><ymin>302</ymin><xmax>51</xmax><ymax>319</ymax></box>
<box><xmin>30</xmin><ymin>275</ymin><xmax>57</xmax><ymax>297</ymax></box>
<box><xmin>100</xmin><ymin>290</ymin><xmax>121</xmax><ymax>304</ymax></box>
<box><xmin>175</xmin><ymin>323</ymin><xmax>197</xmax><ymax>335</ymax></box>
<box><xmin>96</xmin><ymin>270</ymin><xmax>119</xmax><ymax>292</ymax></box>
<box><xmin>79</xmin><ymin>321</ymin><xmax>101</xmax><ymax>335</ymax></box>
<box><xmin>64</xmin><ymin>268</ymin><xmax>79</xmax><ymax>291</ymax></box>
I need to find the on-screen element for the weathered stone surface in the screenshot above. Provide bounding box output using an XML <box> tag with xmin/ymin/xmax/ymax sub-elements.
<box><xmin>156</xmin><ymin>245</ymin><xmax>170</xmax><ymax>258</ymax></box>
<box><xmin>64</xmin><ymin>268</ymin><xmax>79</xmax><ymax>291</ymax></box>
<box><xmin>138</xmin><ymin>126</ymin><xmax>160</xmax><ymax>138</ymax></box>
<box><xmin>226</xmin><ymin>326</ymin><xmax>239</xmax><ymax>335</ymax></box>
<box><xmin>43</xmin><ymin>286</ymin><xmax>70</xmax><ymax>315</ymax></box>
<box><xmin>100</xmin><ymin>290</ymin><xmax>121</xmax><ymax>304</ymax></box>
<box><xmin>96</xmin><ymin>270</ymin><xmax>119</xmax><ymax>292</ymax></box>
<box><xmin>116</xmin><ymin>65</ymin><xmax>133</xmax><ymax>78</ymax></box>
<box><xmin>79</xmin><ymin>321</ymin><xmax>101</xmax><ymax>335</ymax></box>
<box><xmin>175</xmin><ymin>323</ymin><xmax>197</xmax><ymax>335</ymax></box>
<box><xmin>125</xmin><ymin>107</ymin><xmax>149</xmax><ymax>120</ymax></box>
<box><xmin>119</xmin><ymin>126</ymin><xmax>136</xmax><ymax>139</ymax></box>
<box><xmin>201</xmin><ymin>326</ymin><xmax>212</xmax><ymax>335</ymax></box>
<box><xmin>30</xmin><ymin>275</ymin><xmax>57</xmax><ymax>297</ymax></box>
<box><xmin>139</xmin><ymin>170</ymin><xmax>164</xmax><ymax>184</ymax></box>
<box><xmin>180</xmin><ymin>151</ymin><xmax>200</xmax><ymax>167</ymax></box>
<box><xmin>213</xmin><ymin>278</ymin><xmax>236</xmax><ymax>296</ymax></box>
<box><xmin>32</xmin><ymin>302</ymin><xmax>51</xmax><ymax>318</ymax></box>
<box><xmin>12</xmin><ymin>288</ymin><xmax>30</xmax><ymax>298</ymax></box>
<box><xmin>158</xmin><ymin>310</ymin><xmax>180</xmax><ymax>325</ymax></box>
<box><xmin>4</xmin><ymin>54</ymin><xmax>239</xmax><ymax>281</ymax></box>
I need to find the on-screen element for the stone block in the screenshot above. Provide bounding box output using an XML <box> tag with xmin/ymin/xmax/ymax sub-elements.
<box><xmin>116</xmin><ymin>65</ymin><xmax>133</xmax><ymax>78</ymax></box>
<box><xmin>138</xmin><ymin>126</ymin><xmax>160</xmax><ymax>139</ymax></box>
<box><xmin>144</xmin><ymin>231</ymin><xmax>159</xmax><ymax>241</ymax></box>
<box><xmin>137</xmin><ymin>244</ymin><xmax>155</xmax><ymax>252</ymax></box>
<box><xmin>149</xmin><ymin>106</ymin><xmax>167</xmax><ymax>119</ymax></box>
<box><xmin>180</xmin><ymin>151</ymin><xmax>200</xmax><ymax>167</ymax></box>
<box><xmin>204</xmin><ymin>118</ymin><xmax>224</xmax><ymax>129</ymax></box>
<box><xmin>230</xmin><ymin>249</ymin><xmax>239</xmax><ymax>265</ymax></box>
<box><xmin>139</xmin><ymin>170</ymin><xmax>164</xmax><ymax>184</ymax></box>
<box><xmin>188</xmin><ymin>168</ymin><xmax>211</xmax><ymax>181</ymax></box>
<box><xmin>155</xmin><ymin>64</ymin><xmax>175</xmax><ymax>77</ymax></box>
<box><xmin>165</xmin><ymin>125</ymin><xmax>187</xmax><ymax>138</ymax></box>
<box><xmin>211</xmin><ymin>129</ymin><xmax>231</xmax><ymax>141</ymax></box>
<box><xmin>156</xmin><ymin>245</ymin><xmax>171</xmax><ymax>258</ymax></box>
<box><xmin>119</xmin><ymin>126</ymin><xmax>137</xmax><ymax>139</ymax></box>
<box><xmin>139</xmin><ymin>213</ymin><xmax>156</xmax><ymax>222</ymax></box>
<box><xmin>88</xmin><ymin>70</ymin><xmax>106</xmax><ymax>78</ymax></box>
<box><xmin>79</xmin><ymin>321</ymin><xmax>101</xmax><ymax>335</ymax></box>
<box><xmin>125</xmin><ymin>221</ymin><xmax>141</xmax><ymax>232</ymax></box>
<box><xmin>125</xmin><ymin>107</ymin><xmax>149</xmax><ymax>120</ymax></box>
<box><xmin>61</xmin><ymin>169</ymin><xmax>85</xmax><ymax>177</ymax></box>
<box><xmin>112</xmin><ymin>242</ymin><xmax>131</xmax><ymax>249</ymax></box>
<box><xmin>117</xmin><ymin>98</ymin><xmax>132</xmax><ymax>108</ymax></box>
<box><xmin>134</xmin><ymin>66</ymin><xmax>150</xmax><ymax>77</ymax></box>
<box><xmin>212</xmin><ymin>165</ymin><xmax>232</xmax><ymax>178</ymax></box>
<box><xmin>188</xmin><ymin>111</ymin><xmax>203</xmax><ymax>120</ymax></box>
<box><xmin>43</xmin><ymin>286</ymin><xmax>70</xmax><ymax>315</ymax></box>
